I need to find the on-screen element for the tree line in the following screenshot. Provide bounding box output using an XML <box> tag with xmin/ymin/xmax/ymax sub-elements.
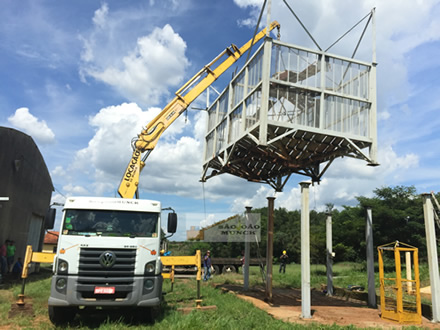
<box><xmin>176</xmin><ymin>186</ymin><xmax>438</xmax><ymax>264</ymax></box>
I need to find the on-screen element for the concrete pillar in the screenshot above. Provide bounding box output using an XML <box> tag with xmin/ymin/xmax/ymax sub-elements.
<box><xmin>365</xmin><ymin>207</ymin><xmax>377</xmax><ymax>308</ymax></box>
<box><xmin>405</xmin><ymin>252</ymin><xmax>413</xmax><ymax>293</ymax></box>
<box><xmin>266</xmin><ymin>197</ymin><xmax>275</xmax><ymax>303</ymax></box>
<box><xmin>422</xmin><ymin>193</ymin><xmax>440</xmax><ymax>322</ymax></box>
<box><xmin>326</xmin><ymin>213</ymin><xmax>333</xmax><ymax>296</ymax></box>
<box><xmin>244</xmin><ymin>206</ymin><xmax>252</xmax><ymax>291</ymax></box>
<box><xmin>300</xmin><ymin>182</ymin><xmax>311</xmax><ymax>318</ymax></box>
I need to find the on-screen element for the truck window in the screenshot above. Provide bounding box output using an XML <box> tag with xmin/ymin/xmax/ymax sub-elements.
<box><xmin>62</xmin><ymin>209</ymin><xmax>159</xmax><ymax>237</ymax></box>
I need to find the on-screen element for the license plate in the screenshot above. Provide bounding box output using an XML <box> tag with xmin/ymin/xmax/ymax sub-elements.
<box><xmin>94</xmin><ymin>286</ymin><xmax>115</xmax><ymax>294</ymax></box>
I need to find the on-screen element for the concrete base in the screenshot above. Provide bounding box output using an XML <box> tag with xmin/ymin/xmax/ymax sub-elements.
<box><xmin>177</xmin><ymin>305</ymin><xmax>217</xmax><ymax>314</ymax></box>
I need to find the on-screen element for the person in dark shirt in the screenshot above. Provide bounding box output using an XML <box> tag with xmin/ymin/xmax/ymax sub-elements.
<box><xmin>203</xmin><ymin>250</ymin><xmax>212</xmax><ymax>281</ymax></box>
<box><xmin>12</xmin><ymin>257</ymin><xmax>23</xmax><ymax>279</ymax></box>
<box><xmin>279</xmin><ymin>250</ymin><xmax>289</xmax><ymax>273</ymax></box>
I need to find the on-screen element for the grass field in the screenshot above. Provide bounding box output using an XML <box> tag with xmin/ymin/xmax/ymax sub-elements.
<box><xmin>0</xmin><ymin>262</ymin><xmax>431</xmax><ymax>329</ymax></box>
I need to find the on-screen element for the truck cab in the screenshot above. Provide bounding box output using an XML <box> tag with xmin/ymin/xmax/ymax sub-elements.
<box><xmin>48</xmin><ymin>196</ymin><xmax>176</xmax><ymax>324</ymax></box>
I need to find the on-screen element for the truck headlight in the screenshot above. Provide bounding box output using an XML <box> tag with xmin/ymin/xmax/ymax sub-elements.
<box><xmin>144</xmin><ymin>279</ymin><xmax>154</xmax><ymax>290</ymax></box>
<box><xmin>144</xmin><ymin>261</ymin><xmax>156</xmax><ymax>274</ymax></box>
<box><xmin>57</xmin><ymin>259</ymin><xmax>68</xmax><ymax>274</ymax></box>
<box><xmin>55</xmin><ymin>277</ymin><xmax>67</xmax><ymax>294</ymax></box>
<box><xmin>56</xmin><ymin>278</ymin><xmax>67</xmax><ymax>290</ymax></box>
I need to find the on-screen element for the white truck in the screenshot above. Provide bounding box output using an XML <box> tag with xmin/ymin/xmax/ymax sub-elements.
<box><xmin>48</xmin><ymin>196</ymin><xmax>176</xmax><ymax>324</ymax></box>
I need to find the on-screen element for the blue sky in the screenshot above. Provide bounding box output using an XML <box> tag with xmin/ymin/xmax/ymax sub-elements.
<box><xmin>1</xmin><ymin>0</ymin><xmax>440</xmax><ymax>240</ymax></box>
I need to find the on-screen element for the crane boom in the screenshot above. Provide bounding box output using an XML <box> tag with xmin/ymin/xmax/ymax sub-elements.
<box><xmin>118</xmin><ymin>21</ymin><xmax>280</xmax><ymax>199</ymax></box>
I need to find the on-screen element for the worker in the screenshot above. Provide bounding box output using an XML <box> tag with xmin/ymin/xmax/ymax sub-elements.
<box><xmin>279</xmin><ymin>250</ymin><xmax>289</xmax><ymax>273</ymax></box>
<box><xmin>203</xmin><ymin>250</ymin><xmax>212</xmax><ymax>281</ymax></box>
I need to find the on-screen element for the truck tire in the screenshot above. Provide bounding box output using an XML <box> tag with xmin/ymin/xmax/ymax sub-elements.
<box><xmin>212</xmin><ymin>265</ymin><xmax>220</xmax><ymax>274</ymax></box>
<box><xmin>137</xmin><ymin>306</ymin><xmax>158</xmax><ymax>323</ymax></box>
<box><xmin>222</xmin><ymin>265</ymin><xmax>236</xmax><ymax>274</ymax></box>
<box><xmin>48</xmin><ymin>305</ymin><xmax>77</xmax><ymax>325</ymax></box>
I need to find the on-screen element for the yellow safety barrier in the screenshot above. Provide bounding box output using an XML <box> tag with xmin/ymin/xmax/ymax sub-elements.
<box><xmin>17</xmin><ymin>245</ymin><xmax>56</xmax><ymax>306</ymax></box>
<box><xmin>378</xmin><ymin>241</ymin><xmax>421</xmax><ymax>324</ymax></box>
<box><xmin>162</xmin><ymin>251</ymin><xmax>202</xmax><ymax>280</ymax></box>
<box><xmin>161</xmin><ymin>250</ymin><xmax>206</xmax><ymax>309</ymax></box>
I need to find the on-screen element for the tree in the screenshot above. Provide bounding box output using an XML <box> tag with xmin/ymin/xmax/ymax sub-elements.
<box><xmin>176</xmin><ymin>185</ymin><xmax>431</xmax><ymax>263</ymax></box>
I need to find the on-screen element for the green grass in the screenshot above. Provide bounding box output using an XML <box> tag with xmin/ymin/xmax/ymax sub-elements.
<box><xmin>0</xmin><ymin>262</ymin><xmax>431</xmax><ymax>329</ymax></box>
<box><xmin>211</xmin><ymin>262</ymin><xmax>373</xmax><ymax>291</ymax></box>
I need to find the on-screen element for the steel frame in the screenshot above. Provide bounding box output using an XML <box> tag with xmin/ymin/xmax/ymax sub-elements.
<box><xmin>202</xmin><ymin>11</ymin><xmax>377</xmax><ymax>191</ymax></box>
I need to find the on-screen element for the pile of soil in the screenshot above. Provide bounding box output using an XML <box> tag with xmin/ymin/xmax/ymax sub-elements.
<box><xmin>218</xmin><ymin>284</ymin><xmax>437</xmax><ymax>329</ymax></box>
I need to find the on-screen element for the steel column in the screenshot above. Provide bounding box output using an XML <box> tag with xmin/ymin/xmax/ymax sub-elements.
<box><xmin>244</xmin><ymin>206</ymin><xmax>252</xmax><ymax>290</ymax></box>
<box><xmin>422</xmin><ymin>193</ymin><xmax>440</xmax><ymax>322</ymax></box>
<box><xmin>326</xmin><ymin>213</ymin><xmax>333</xmax><ymax>296</ymax></box>
<box><xmin>365</xmin><ymin>207</ymin><xmax>377</xmax><ymax>308</ymax></box>
<box><xmin>300</xmin><ymin>182</ymin><xmax>311</xmax><ymax>318</ymax></box>
<box><xmin>259</xmin><ymin>38</ymin><xmax>272</xmax><ymax>146</ymax></box>
<box><xmin>266</xmin><ymin>197</ymin><xmax>275</xmax><ymax>302</ymax></box>
<box><xmin>369</xmin><ymin>7</ymin><xmax>378</xmax><ymax>164</ymax></box>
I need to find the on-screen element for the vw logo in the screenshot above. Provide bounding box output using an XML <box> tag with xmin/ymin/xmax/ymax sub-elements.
<box><xmin>99</xmin><ymin>251</ymin><xmax>116</xmax><ymax>268</ymax></box>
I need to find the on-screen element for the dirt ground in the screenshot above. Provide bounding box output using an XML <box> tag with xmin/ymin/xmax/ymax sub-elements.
<box><xmin>218</xmin><ymin>284</ymin><xmax>438</xmax><ymax>329</ymax></box>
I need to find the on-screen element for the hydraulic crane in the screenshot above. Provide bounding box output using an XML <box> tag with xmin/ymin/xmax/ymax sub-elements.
<box><xmin>118</xmin><ymin>21</ymin><xmax>280</xmax><ymax>199</ymax></box>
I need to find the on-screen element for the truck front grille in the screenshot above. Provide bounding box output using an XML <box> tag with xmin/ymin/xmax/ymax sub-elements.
<box><xmin>79</xmin><ymin>248</ymin><xmax>136</xmax><ymax>277</ymax></box>
<box><xmin>77</xmin><ymin>248</ymin><xmax>137</xmax><ymax>300</ymax></box>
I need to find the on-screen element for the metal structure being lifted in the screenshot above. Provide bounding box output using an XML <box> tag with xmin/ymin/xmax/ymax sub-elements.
<box><xmin>201</xmin><ymin>9</ymin><xmax>378</xmax><ymax>191</ymax></box>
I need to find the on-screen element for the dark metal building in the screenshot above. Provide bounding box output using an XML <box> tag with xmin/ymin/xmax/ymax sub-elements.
<box><xmin>0</xmin><ymin>127</ymin><xmax>54</xmax><ymax>264</ymax></box>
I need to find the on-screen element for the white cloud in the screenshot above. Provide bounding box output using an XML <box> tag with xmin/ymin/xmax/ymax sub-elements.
<box><xmin>378</xmin><ymin>111</ymin><xmax>390</xmax><ymax>121</ymax></box>
<box><xmin>92</xmin><ymin>3</ymin><xmax>109</xmax><ymax>29</ymax></box>
<box><xmin>78</xmin><ymin>35</ymin><xmax>94</xmax><ymax>63</ymax></box>
<box><xmin>234</xmin><ymin>0</ymin><xmax>261</xmax><ymax>7</ymax></box>
<box><xmin>51</xmin><ymin>193</ymin><xmax>66</xmax><ymax>205</ymax></box>
<box><xmin>72</xmin><ymin>103</ymin><xmax>153</xmax><ymax>175</ymax></box>
<box><xmin>69</xmin><ymin>102</ymin><xmax>189</xmax><ymax>195</ymax></box>
<box><xmin>7</xmin><ymin>107</ymin><xmax>55</xmax><ymax>145</ymax></box>
<box><xmin>62</xmin><ymin>183</ymin><xmax>90</xmax><ymax>196</ymax></box>
<box><xmin>51</xmin><ymin>165</ymin><xmax>65</xmax><ymax>178</ymax></box>
<box><xmin>230</xmin><ymin>185</ymin><xmax>276</xmax><ymax>213</ymax></box>
<box><xmin>80</xmin><ymin>6</ymin><xmax>190</xmax><ymax>108</ymax></box>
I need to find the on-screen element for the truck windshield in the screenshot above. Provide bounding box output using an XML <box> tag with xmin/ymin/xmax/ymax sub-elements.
<box><xmin>62</xmin><ymin>209</ymin><xmax>159</xmax><ymax>237</ymax></box>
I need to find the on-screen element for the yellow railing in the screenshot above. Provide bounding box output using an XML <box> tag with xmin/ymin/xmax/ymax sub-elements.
<box><xmin>378</xmin><ymin>241</ymin><xmax>421</xmax><ymax>324</ymax></box>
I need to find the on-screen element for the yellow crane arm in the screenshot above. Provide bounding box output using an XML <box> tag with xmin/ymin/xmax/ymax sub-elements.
<box><xmin>118</xmin><ymin>21</ymin><xmax>280</xmax><ymax>199</ymax></box>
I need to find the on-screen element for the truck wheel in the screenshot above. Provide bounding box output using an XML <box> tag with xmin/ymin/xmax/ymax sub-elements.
<box><xmin>48</xmin><ymin>305</ymin><xmax>76</xmax><ymax>325</ymax></box>
<box><xmin>222</xmin><ymin>265</ymin><xmax>236</xmax><ymax>274</ymax></box>
<box><xmin>212</xmin><ymin>265</ymin><xmax>220</xmax><ymax>274</ymax></box>
<box><xmin>137</xmin><ymin>307</ymin><xmax>156</xmax><ymax>323</ymax></box>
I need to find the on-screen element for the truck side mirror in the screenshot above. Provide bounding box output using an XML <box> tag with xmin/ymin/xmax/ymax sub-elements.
<box><xmin>44</xmin><ymin>208</ymin><xmax>56</xmax><ymax>229</ymax></box>
<box><xmin>167</xmin><ymin>212</ymin><xmax>177</xmax><ymax>234</ymax></box>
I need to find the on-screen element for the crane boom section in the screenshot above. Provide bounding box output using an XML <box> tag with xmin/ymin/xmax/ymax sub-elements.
<box><xmin>119</xmin><ymin>21</ymin><xmax>280</xmax><ymax>199</ymax></box>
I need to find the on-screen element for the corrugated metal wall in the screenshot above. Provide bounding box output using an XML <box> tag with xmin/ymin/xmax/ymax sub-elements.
<box><xmin>0</xmin><ymin>127</ymin><xmax>54</xmax><ymax>264</ymax></box>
